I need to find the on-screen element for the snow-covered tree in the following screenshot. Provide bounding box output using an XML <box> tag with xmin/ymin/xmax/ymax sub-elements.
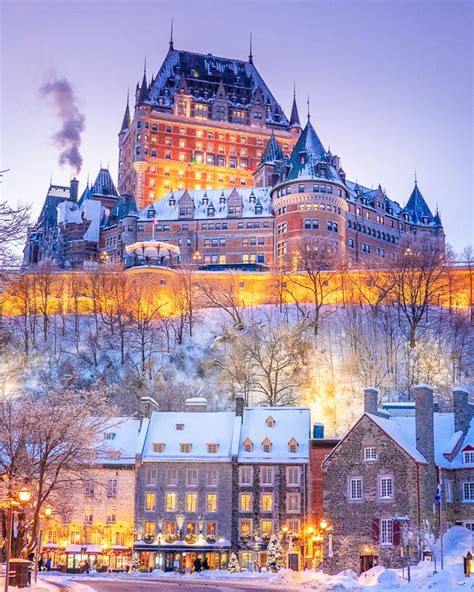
<box><xmin>266</xmin><ymin>535</ymin><xmax>285</xmax><ymax>572</ymax></box>
<box><xmin>130</xmin><ymin>551</ymin><xmax>140</xmax><ymax>572</ymax></box>
<box><xmin>227</xmin><ymin>552</ymin><xmax>241</xmax><ymax>573</ymax></box>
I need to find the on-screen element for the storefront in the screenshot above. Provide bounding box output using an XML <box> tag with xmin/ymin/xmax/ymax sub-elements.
<box><xmin>63</xmin><ymin>544</ymin><xmax>132</xmax><ymax>573</ymax></box>
<box><xmin>134</xmin><ymin>538</ymin><xmax>230</xmax><ymax>572</ymax></box>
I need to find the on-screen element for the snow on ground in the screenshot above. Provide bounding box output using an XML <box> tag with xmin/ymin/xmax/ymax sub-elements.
<box><xmin>8</xmin><ymin>575</ymin><xmax>94</xmax><ymax>592</ymax></box>
<box><xmin>50</xmin><ymin>527</ymin><xmax>473</xmax><ymax>590</ymax></box>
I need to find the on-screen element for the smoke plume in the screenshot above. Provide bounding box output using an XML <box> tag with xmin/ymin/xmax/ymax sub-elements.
<box><xmin>40</xmin><ymin>75</ymin><xmax>85</xmax><ymax>175</ymax></box>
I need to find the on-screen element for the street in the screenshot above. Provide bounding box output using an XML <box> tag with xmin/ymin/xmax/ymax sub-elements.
<box><xmin>79</xmin><ymin>579</ymin><xmax>300</xmax><ymax>592</ymax></box>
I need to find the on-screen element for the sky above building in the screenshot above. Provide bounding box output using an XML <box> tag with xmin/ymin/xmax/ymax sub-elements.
<box><xmin>0</xmin><ymin>0</ymin><xmax>472</xmax><ymax>252</ymax></box>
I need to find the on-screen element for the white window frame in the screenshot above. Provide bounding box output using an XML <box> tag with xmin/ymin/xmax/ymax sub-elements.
<box><xmin>348</xmin><ymin>477</ymin><xmax>363</xmax><ymax>501</ymax></box>
<box><xmin>260</xmin><ymin>466</ymin><xmax>274</xmax><ymax>486</ymax></box>
<box><xmin>364</xmin><ymin>447</ymin><xmax>377</xmax><ymax>461</ymax></box>
<box><xmin>165</xmin><ymin>492</ymin><xmax>177</xmax><ymax>512</ymax></box>
<box><xmin>206</xmin><ymin>469</ymin><xmax>218</xmax><ymax>487</ymax></box>
<box><xmin>463</xmin><ymin>451</ymin><xmax>474</xmax><ymax>464</ymax></box>
<box><xmin>379</xmin><ymin>475</ymin><xmax>394</xmax><ymax>500</ymax></box>
<box><xmin>286</xmin><ymin>466</ymin><xmax>300</xmax><ymax>487</ymax></box>
<box><xmin>286</xmin><ymin>492</ymin><xmax>300</xmax><ymax>513</ymax></box>
<box><xmin>239</xmin><ymin>466</ymin><xmax>252</xmax><ymax>486</ymax></box>
<box><xmin>464</xmin><ymin>522</ymin><xmax>474</xmax><ymax>531</ymax></box>
<box><xmin>239</xmin><ymin>492</ymin><xmax>252</xmax><ymax>513</ymax></box>
<box><xmin>239</xmin><ymin>518</ymin><xmax>252</xmax><ymax>537</ymax></box>
<box><xmin>186</xmin><ymin>469</ymin><xmax>198</xmax><ymax>487</ymax></box>
<box><xmin>260</xmin><ymin>493</ymin><xmax>273</xmax><ymax>512</ymax></box>
<box><xmin>463</xmin><ymin>481</ymin><xmax>474</xmax><ymax>502</ymax></box>
<box><xmin>145</xmin><ymin>468</ymin><xmax>157</xmax><ymax>486</ymax></box>
<box><xmin>165</xmin><ymin>469</ymin><xmax>177</xmax><ymax>486</ymax></box>
<box><xmin>445</xmin><ymin>479</ymin><xmax>453</xmax><ymax>503</ymax></box>
<box><xmin>380</xmin><ymin>519</ymin><xmax>393</xmax><ymax>545</ymax></box>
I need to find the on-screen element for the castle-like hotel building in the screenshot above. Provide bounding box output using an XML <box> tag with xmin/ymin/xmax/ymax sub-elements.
<box><xmin>24</xmin><ymin>42</ymin><xmax>443</xmax><ymax>270</ymax></box>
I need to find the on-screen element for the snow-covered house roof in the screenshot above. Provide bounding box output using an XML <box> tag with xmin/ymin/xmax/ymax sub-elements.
<box><xmin>238</xmin><ymin>407</ymin><xmax>311</xmax><ymax>464</ymax></box>
<box><xmin>138</xmin><ymin>187</ymin><xmax>272</xmax><ymax>221</ymax></box>
<box><xmin>140</xmin><ymin>411</ymin><xmax>239</xmax><ymax>462</ymax></box>
<box><xmin>144</xmin><ymin>48</ymin><xmax>289</xmax><ymax>127</ymax></box>
<box><xmin>57</xmin><ymin>199</ymin><xmax>102</xmax><ymax>243</ymax></box>
<box><xmin>98</xmin><ymin>417</ymin><xmax>141</xmax><ymax>466</ymax></box>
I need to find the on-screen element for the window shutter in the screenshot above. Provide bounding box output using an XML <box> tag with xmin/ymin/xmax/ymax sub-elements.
<box><xmin>372</xmin><ymin>518</ymin><xmax>380</xmax><ymax>543</ymax></box>
<box><xmin>393</xmin><ymin>521</ymin><xmax>401</xmax><ymax>546</ymax></box>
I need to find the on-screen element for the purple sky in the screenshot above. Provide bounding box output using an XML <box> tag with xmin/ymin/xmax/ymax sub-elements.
<box><xmin>1</xmin><ymin>0</ymin><xmax>472</xmax><ymax>251</ymax></box>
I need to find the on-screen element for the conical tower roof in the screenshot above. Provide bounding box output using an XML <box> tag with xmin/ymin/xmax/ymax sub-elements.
<box><xmin>261</xmin><ymin>132</ymin><xmax>284</xmax><ymax>164</ymax></box>
<box><xmin>289</xmin><ymin>91</ymin><xmax>300</xmax><ymax>128</ymax></box>
<box><xmin>286</xmin><ymin>119</ymin><xmax>329</xmax><ymax>181</ymax></box>
<box><xmin>404</xmin><ymin>182</ymin><xmax>434</xmax><ymax>224</ymax></box>
<box><xmin>120</xmin><ymin>94</ymin><xmax>131</xmax><ymax>132</ymax></box>
<box><xmin>137</xmin><ymin>70</ymin><xmax>148</xmax><ymax>104</ymax></box>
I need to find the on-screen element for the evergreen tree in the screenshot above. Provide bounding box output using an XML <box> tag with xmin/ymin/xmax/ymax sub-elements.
<box><xmin>131</xmin><ymin>551</ymin><xmax>140</xmax><ymax>572</ymax></box>
<box><xmin>227</xmin><ymin>552</ymin><xmax>241</xmax><ymax>573</ymax></box>
<box><xmin>265</xmin><ymin>534</ymin><xmax>284</xmax><ymax>573</ymax></box>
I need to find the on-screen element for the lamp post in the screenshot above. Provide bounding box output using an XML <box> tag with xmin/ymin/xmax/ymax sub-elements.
<box><xmin>34</xmin><ymin>507</ymin><xmax>53</xmax><ymax>584</ymax></box>
<box><xmin>3</xmin><ymin>487</ymin><xmax>32</xmax><ymax>592</ymax></box>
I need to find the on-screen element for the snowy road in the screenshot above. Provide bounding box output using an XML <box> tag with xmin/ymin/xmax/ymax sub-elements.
<box><xmin>79</xmin><ymin>579</ymin><xmax>300</xmax><ymax>591</ymax></box>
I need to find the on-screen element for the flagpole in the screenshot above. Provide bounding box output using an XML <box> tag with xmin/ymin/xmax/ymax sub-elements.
<box><xmin>438</xmin><ymin>477</ymin><xmax>444</xmax><ymax>571</ymax></box>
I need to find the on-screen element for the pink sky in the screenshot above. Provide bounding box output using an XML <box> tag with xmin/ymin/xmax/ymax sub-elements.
<box><xmin>1</xmin><ymin>0</ymin><xmax>472</xmax><ymax>251</ymax></box>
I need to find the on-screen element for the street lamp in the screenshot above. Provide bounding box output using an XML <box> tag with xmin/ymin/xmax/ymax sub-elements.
<box><xmin>4</xmin><ymin>487</ymin><xmax>32</xmax><ymax>592</ymax></box>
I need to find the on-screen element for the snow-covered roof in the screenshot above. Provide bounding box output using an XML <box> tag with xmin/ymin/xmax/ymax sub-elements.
<box><xmin>98</xmin><ymin>417</ymin><xmax>141</xmax><ymax>466</ymax></box>
<box><xmin>57</xmin><ymin>199</ymin><xmax>102</xmax><ymax>243</ymax></box>
<box><xmin>238</xmin><ymin>407</ymin><xmax>311</xmax><ymax>464</ymax></box>
<box><xmin>366</xmin><ymin>413</ymin><xmax>428</xmax><ymax>464</ymax></box>
<box><xmin>140</xmin><ymin>411</ymin><xmax>237</xmax><ymax>462</ymax></box>
<box><xmin>140</xmin><ymin>187</ymin><xmax>272</xmax><ymax>221</ymax></box>
<box><xmin>145</xmin><ymin>48</ymin><xmax>289</xmax><ymax>126</ymax></box>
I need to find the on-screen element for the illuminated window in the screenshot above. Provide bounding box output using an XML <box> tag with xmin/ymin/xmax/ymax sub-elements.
<box><xmin>196</xmin><ymin>130</ymin><xmax>203</xmax><ymax>137</ymax></box>
<box><xmin>145</xmin><ymin>493</ymin><xmax>156</xmax><ymax>511</ymax></box>
<box><xmin>240</xmin><ymin>493</ymin><xmax>252</xmax><ymax>512</ymax></box>
<box><xmin>84</xmin><ymin>506</ymin><xmax>93</xmax><ymax>523</ymax></box>
<box><xmin>165</xmin><ymin>521</ymin><xmax>175</xmax><ymax>534</ymax></box>
<box><xmin>180</xmin><ymin>443</ymin><xmax>192</xmax><ymax>453</ymax></box>
<box><xmin>206</xmin><ymin>521</ymin><xmax>217</xmax><ymax>536</ymax></box>
<box><xmin>106</xmin><ymin>506</ymin><xmax>116</xmax><ymax>523</ymax></box>
<box><xmin>186</xmin><ymin>522</ymin><xmax>196</xmax><ymax>535</ymax></box>
<box><xmin>261</xmin><ymin>493</ymin><xmax>273</xmax><ymax>512</ymax></box>
<box><xmin>240</xmin><ymin>519</ymin><xmax>252</xmax><ymax>536</ymax></box>
<box><xmin>152</xmin><ymin>443</ymin><xmax>165</xmax><ymax>453</ymax></box>
<box><xmin>262</xmin><ymin>438</ymin><xmax>272</xmax><ymax>453</ymax></box>
<box><xmin>207</xmin><ymin>443</ymin><xmax>219</xmax><ymax>453</ymax></box>
<box><xmin>144</xmin><ymin>521</ymin><xmax>155</xmax><ymax>536</ymax></box>
<box><xmin>260</xmin><ymin>519</ymin><xmax>273</xmax><ymax>535</ymax></box>
<box><xmin>206</xmin><ymin>493</ymin><xmax>217</xmax><ymax>512</ymax></box>
<box><xmin>165</xmin><ymin>492</ymin><xmax>176</xmax><ymax>511</ymax></box>
<box><xmin>186</xmin><ymin>493</ymin><xmax>197</xmax><ymax>512</ymax></box>
<box><xmin>243</xmin><ymin>438</ymin><xmax>253</xmax><ymax>453</ymax></box>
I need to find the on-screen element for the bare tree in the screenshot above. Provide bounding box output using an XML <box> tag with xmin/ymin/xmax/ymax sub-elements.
<box><xmin>197</xmin><ymin>273</ymin><xmax>246</xmax><ymax>329</ymax></box>
<box><xmin>0</xmin><ymin>200</ymin><xmax>30</xmax><ymax>266</ymax></box>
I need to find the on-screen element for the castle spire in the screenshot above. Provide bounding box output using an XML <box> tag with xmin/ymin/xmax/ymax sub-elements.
<box><xmin>249</xmin><ymin>32</ymin><xmax>253</xmax><ymax>64</ymax></box>
<box><xmin>307</xmin><ymin>95</ymin><xmax>311</xmax><ymax>121</ymax></box>
<box><xmin>120</xmin><ymin>89</ymin><xmax>131</xmax><ymax>132</ymax></box>
<box><xmin>169</xmin><ymin>18</ymin><xmax>174</xmax><ymax>50</ymax></box>
<box><xmin>289</xmin><ymin>83</ymin><xmax>301</xmax><ymax>128</ymax></box>
<box><xmin>137</xmin><ymin>63</ymin><xmax>148</xmax><ymax>104</ymax></box>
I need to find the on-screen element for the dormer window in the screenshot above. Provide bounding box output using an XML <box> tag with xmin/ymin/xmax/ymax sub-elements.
<box><xmin>243</xmin><ymin>438</ymin><xmax>253</xmax><ymax>453</ymax></box>
<box><xmin>219</xmin><ymin>195</ymin><xmax>226</xmax><ymax>204</ymax></box>
<box><xmin>249</xmin><ymin>192</ymin><xmax>256</xmax><ymax>203</ymax></box>
<box><xmin>176</xmin><ymin>423</ymin><xmax>184</xmax><ymax>431</ymax></box>
<box><xmin>262</xmin><ymin>438</ymin><xmax>272</xmax><ymax>453</ymax></box>
<box><xmin>152</xmin><ymin>443</ymin><xmax>165</xmax><ymax>453</ymax></box>
<box><xmin>463</xmin><ymin>450</ymin><xmax>474</xmax><ymax>464</ymax></box>
<box><xmin>207</xmin><ymin>443</ymin><xmax>219</xmax><ymax>454</ymax></box>
<box><xmin>169</xmin><ymin>198</ymin><xmax>176</xmax><ymax>206</ymax></box>
<box><xmin>422</xmin><ymin>216</ymin><xmax>428</xmax><ymax>224</ymax></box>
<box><xmin>147</xmin><ymin>208</ymin><xmax>155</xmax><ymax>219</ymax></box>
<box><xmin>180</xmin><ymin>443</ymin><xmax>192</xmax><ymax>453</ymax></box>
<box><xmin>207</xmin><ymin>206</ymin><xmax>215</xmax><ymax>217</ymax></box>
<box><xmin>255</xmin><ymin>205</ymin><xmax>262</xmax><ymax>215</ymax></box>
<box><xmin>266</xmin><ymin>416</ymin><xmax>275</xmax><ymax>428</ymax></box>
<box><xmin>104</xmin><ymin>432</ymin><xmax>116</xmax><ymax>440</ymax></box>
<box><xmin>288</xmin><ymin>438</ymin><xmax>299</xmax><ymax>453</ymax></box>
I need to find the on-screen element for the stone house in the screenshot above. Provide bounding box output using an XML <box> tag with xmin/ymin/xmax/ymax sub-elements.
<box><xmin>134</xmin><ymin>398</ymin><xmax>240</xmax><ymax>572</ymax></box>
<box><xmin>323</xmin><ymin>385</ymin><xmax>473</xmax><ymax>575</ymax></box>
<box><xmin>233</xmin><ymin>397</ymin><xmax>311</xmax><ymax>571</ymax></box>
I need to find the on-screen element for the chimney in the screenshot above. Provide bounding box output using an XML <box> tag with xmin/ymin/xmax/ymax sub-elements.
<box><xmin>235</xmin><ymin>393</ymin><xmax>245</xmax><ymax>417</ymax></box>
<box><xmin>140</xmin><ymin>396</ymin><xmax>159</xmax><ymax>418</ymax></box>
<box><xmin>70</xmin><ymin>177</ymin><xmax>79</xmax><ymax>202</ymax></box>
<box><xmin>364</xmin><ymin>387</ymin><xmax>379</xmax><ymax>415</ymax></box>
<box><xmin>453</xmin><ymin>387</ymin><xmax>471</xmax><ymax>435</ymax></box>
<box><xmin>185</xmin><ymin>397</ymin><xmax>207</xmax><ymax>412</ymax></box>
<box><xmin>414</xmin><ymin>384</ymin><xmax>435</xmax><ymax>464</ymax></box>
<box><xmin>313</xmin><ymin>422</ymin><xmax>324</xmax><ymax>439</ymax></box>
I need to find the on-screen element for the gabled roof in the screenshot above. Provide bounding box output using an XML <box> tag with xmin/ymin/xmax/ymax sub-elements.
<box><xmin>140</xmin><ymin>411</ymin><xmax>237</xmax><ymax>462</ymax></box>
<box><xmin>145</xmin><ymin>48</ymin><xmax>289</xmax><ymax>126</ymax></box>
<box><xmin>404</xmin><ymin>182</ymin><xmax>434</xmax><ymax>224</ymax></box>
<box><xmin>103</xmin><ymin>193</ymin><xmax>138</xmax><ymax>228</ymax></box>
<box><xmin>98</xmin><ymin>417</ymin><xmax>141</xmax><ymax>466</ymax></box>
<box><xmin>261</xmin><ymin>133</ymin><xmax>284</xmax><ymax>164</ymax></box>
<box><xmin>238</xmin><ymin>407</ymin><xmax>310</xmax><ymax>464</ymax></box>
<box><xmin>91</xmin><ymin>168</ymin><xmax>119</xmax><ymax>198</ymax></box>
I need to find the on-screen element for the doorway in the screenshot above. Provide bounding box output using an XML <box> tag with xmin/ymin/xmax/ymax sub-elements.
<box><xmin>360</xmin><ymin>554</ymin><xmax>378</xmax><ymax>573</ymax></box>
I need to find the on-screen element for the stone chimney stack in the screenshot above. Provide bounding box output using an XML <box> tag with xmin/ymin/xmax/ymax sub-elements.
<box><xmin>414</xmin><ymin>384</ymin><xmax>435</xmax><ymax>464</ymax></box>
<box><xmin>235</xmin><ymin>393</ymin><xmax>245</xmax><ymax>418</ymax></box>
<box><xmin>453</xmin><ymin>387</ymin><xmax>471</xmax><ymax>435</ymax></box>
<box><xmin>185</xmin><ymin>397</ymin><xmax>208</xmax><ymax>412</ymax></box>
<box><xmin>140</xmin><ymin>396</ymin><xmax>159</xmax><ymax>418</ymax></box>
<box><xmin>70</xmin><ymin>177</ymin><xmax>79</xmax><ymax>202</ymax></box>
<box><xmin>364</xmin><ymin>387</ymin><xmax>379</xmax><ymax>415</ymax></box>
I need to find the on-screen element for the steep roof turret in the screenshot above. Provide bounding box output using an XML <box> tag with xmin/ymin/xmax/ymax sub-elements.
<box><xmin>137</xmin><ymin>68</ymin><xmax>149</xmax><ymax>105</ymax></box>
<box><xmin>289</xmin><ymin>86</ymin><xmax>300</xmax><ymax>128</ymax></box>
<box><xmin>120</xmin><ymin>92</ymin><xmax>131</xmax><ymax>133</ymax></box>
<box><xmin>261</xmin><ymin>131</ymin><xmax>284</xmax><ymax>164</ymax></box>
<box><xmin>404</xmin><ymin>181</ymin><xmax>435</xmax><ymax>224</ymax></box>
<box><xmin>91</xmin><ymin>168</ymin><xmax>119</xmax><ymax>198</ymax></box>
